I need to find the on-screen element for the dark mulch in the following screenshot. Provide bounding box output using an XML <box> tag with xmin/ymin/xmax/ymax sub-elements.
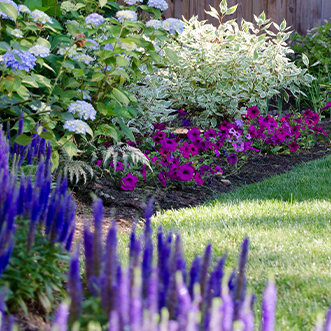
<box><xmin>73</xmin><ymin>120</ymin><xmax>331</xmax><ymax>230</ymax></box>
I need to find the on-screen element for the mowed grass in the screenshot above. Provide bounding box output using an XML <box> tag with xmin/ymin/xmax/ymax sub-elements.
<box><xmin>150</xmin><ymin>154</ymin><xmax>331</xmax><ymax>330</ymax></box>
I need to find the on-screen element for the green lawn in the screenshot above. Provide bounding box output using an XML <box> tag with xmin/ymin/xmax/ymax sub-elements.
<box><xmin>151</xmin><ymin>154</ymin><xmax>331</xmax><ymax>330</ymax></box>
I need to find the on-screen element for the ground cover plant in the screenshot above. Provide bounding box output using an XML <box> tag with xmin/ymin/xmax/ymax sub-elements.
<box><xmin>153</xmin><ymin>153</ymin><xmax>331</xmax><ymax>330</ymax></box>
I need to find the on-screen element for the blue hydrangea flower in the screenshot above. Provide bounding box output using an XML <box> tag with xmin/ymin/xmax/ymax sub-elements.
<box><xmin>162</xmin><ymin>18</ymin><xmax>184</xmax><ymax>34</ymax></box>
<box><xmin>18</xmin><ymin>4</ymin><xmax>30</xmax><ymax>15</ymax></box>
<box><xmin>30</xmin><ymin>9</ymin><xmax>53</xmax><ymax>24</ymax></box>
<box><xmin>85</xmin><ymin>39</ymin><xmax>99</xmax><ymax>50</ymax></box>
<box><xmin>0</xmin><ymin>0</ymin><xmax>19</xmax><ymax>20</ymax></box>
<box><xmin>147</xmin><ymin>0</ymin><xmax>168</xmax><ymax>11</ymax></box>
<box><xmin>63</xmin><ymin>119</ymin><xmax>90</xmax><ymax>135</ymax></box>
<box><xmin>1</xmin><ymin>50</ymin><xmax>37</xmax><ymax>72</ymax></box>
<box><xmin>85</xmin><ymin>13</ymin><xmax>104</xmax><ymax>26</ymax></box>
<box><xmin>11</xmin><ymin>29</ymin><xmax>23</xmax><ymax>38</ymax></box>
<box><xmin>29</xmin><ymin>44</ymin><xmax>51</xmax><ymax>58</ymax></box>
<box><xmin>146</xmin><ymin>20</ymin><xmax>163</xmax><ymax>29</ymax></box>
<box><xmin>68</xmin><ymin>101</ymin><xmax>96</xmax><ymax>120</ymax></box>
<box><xmin>115</xmin><ymin>10</ymin><xmax>137</xmax><ymax>23</ymax></box>
<box><xmin>104</xmin><ymin>43</ymin><xmax>114</xmax><ymax>51</ymax></box>
<box><xmin>124</xmin><ymin>0</ymin><xmax>143</xmax><ymax>4</ymax></box>
<box><xmin>73</xmin><ymin>54</ymin><xmax>94</xmax><ymax>65</ymax></box>
<box><xmin>77</xmin><ymin>89</ymin><xmax>92</xmax><ymax>101</ymax></box>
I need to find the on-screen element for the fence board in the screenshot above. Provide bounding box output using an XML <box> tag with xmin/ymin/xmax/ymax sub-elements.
<box><xmin>296</xmin><ymin>0</ymin><xmax>310</xmax><ymax>35</ymax></box>
<box><xmin>286</xmin><ymin>0</ymin><xmax>296</xmax><ymax>29</ymax></box>
<box><xmin>322</xmin><ymin>0</ymin><xmax>331</xmax><ymax>21</ymax></box>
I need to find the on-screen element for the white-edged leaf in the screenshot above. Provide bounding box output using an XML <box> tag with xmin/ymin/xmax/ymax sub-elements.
<box><xmin>302</xmin><ymin>53</ymin><xmax>309</xmax><ymax>67</ymax></box>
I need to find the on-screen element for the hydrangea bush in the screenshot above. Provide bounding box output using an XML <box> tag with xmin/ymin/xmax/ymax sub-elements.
<box><xmin>0</xmin><ymin>0</ymin><xmax>183</xmax><ymax>169</ymax></box>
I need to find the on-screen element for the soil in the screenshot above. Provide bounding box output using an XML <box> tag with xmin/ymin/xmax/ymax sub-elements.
<box><xmin>73</xmin><ymin>120</ymin><xmax>331</xmax><ymax>232</ymax></box>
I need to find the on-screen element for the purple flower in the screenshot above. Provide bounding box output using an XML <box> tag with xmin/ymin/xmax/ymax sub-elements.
<box><xmin>160</xmin><ymin>138</ymin><xmax>178</xmax><ymax>153</ymax></box>
<box><xmin>247</xmin><ymin>106</ymin><xmax>260</xmax><ymax>119</ymax></box>
<box><xmin>177</xmin><ymin>109</ymin><xmax>187</xmax><ymax>116</ymax></box>
<box><xmin>182</xmin><ymin>119</ymin><xmax>191</xmax><ymax>127</ymax></box>
<box><xmin>194</xmin><ymin>172</ymin><xmax>203</xmax><ymax>186</ymax></box>
<box><xmin>321</xmin><ymin>102</ymin><xmax>331</xmax><ymax>111</ymax></box>
<box><xmin>1</xmin><ymin>50</ymin><xmax>37</xmax><ymax>72</ymax></box>
<box><xmin>85</xmin><ymin>13</ymin><xmax>104</xmax><ymax>26</ymax></box>
<box><xmin>176</xmin><ymin>164</ymin><xmax>194</xmax><ymax>181</ymax></box>
<box><xmin>187</xmin><ymin>127</ymin><xmax>201</xmax><ymax>142</ymax></box>
<box><xmin>153</xmin><ymin>131</ymin><xmax>167</xmax><ymax>142</ymax></box>
<box><xmin>199</xmin><ymin>165</ymin><xmax>211</xmax><ymax>176</ymax></box>
<box><xmin>288</xmin><ymin>141</ymin><xmax>299</xmax><ymax>153</ymax></box>
<box><xmin>261</xmin><ymin>278</ymin><xmax>277</xmax><ymax>331</ymax></box>
<box><xmin>52</xmin><ymin>303</ymin><xmax>69</xmax><ymax>331</ymax></box>
<box><xmin>180</xmin><ymin>142</ymin><xmax>191</xmax><ymax>159</ymax></box>
<box><xmin>204</xmin><ymin>128</ymin><xmax>217</xmax><ymax>139</ymax></box>
<box><xmin>121</xmin><ymin>173</ymin><xmax>138</xmax><ymax>191</ymax></box>
<box><xmin>109</xmin><ymin>161</ymin><xmax>124</xmax><ymax>171</ymax></box>
<box><xmin>152</xmin><ymin>123</ymin><xmax>166</xmax><ymax>131</ymax></box>
<box><xmin>227</xmin><ymin>154</ymin><xmax>237</xmax><ymax>164</ymax></box>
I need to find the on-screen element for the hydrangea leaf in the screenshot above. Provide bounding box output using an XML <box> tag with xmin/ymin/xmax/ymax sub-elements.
<box><xmin>0</xmin><ymin>2</ymin><xmax>18</xmax><ymax>21</ymax></box>
<box><xmin>15</xmin><ymin>134</ymin><xmax>32</xmax><ymax>146</ymax></box>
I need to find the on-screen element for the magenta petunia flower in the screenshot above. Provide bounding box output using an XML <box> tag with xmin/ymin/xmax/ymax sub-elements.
<box><xmin>152</xmin><ymin>123</ymin><xmax>166</xmax><ymax>131</ymax></box>
<box><xmin>214</xmin><ymin>165</ymin><xmax>223</xmax><ymax>174</ymax></box>
<box><xmin>196</xmin><ymin>140</ymin><xmax>210</xmax><ymax>151</ymax></box>
<box><xmin>151</xmin><ymin>156</ymin><xmax>159</xmax><ymax>163</ymax></box>
<box><xmin>288</xmin><ymin>141</ymin><xmax>299</xmax><ymax>153</ymax></box>
<box><xmin>180</xmin><ymin>142</ymin><xmax>191</xmax><ymax>159</ymax></box>
<box><xmin>187</xmin><ymin>127</ymin><xmax>201</xmax><ymax>142</ymax></box>
<box><xmin>303</xmin><ymin>109</ymin><xmax>313</xmax><ymax>117</ymax></box>
<box><xmin>153</xmin><ymin>131</ymin><xmax>167</xmax><ymax>142</ymax></box>
<box><xmin>247</xmin><ymin>106</ymin><xmax>260</xmax><ymax>119</ymax></box>
<box><xmin>177</xmin><ymin>109</ymin><xmax>187</xmax><ymax>116</ymax></box>
<box><xmin>157</xmin><ymin>171</ymin><xmax>166</xmax><ymax>187</ymax></box>
<box><xmin>227</xmin><ymin>154</ymin><xmax>237</xmax><ymax>164</ymax></box>
<box><xmin>142</xmin><ymin>164</ymin><xmax>146</xmax><ymax>180</ymax></box>
<box><xmin>204</xmin><ymin>128</ymin><xmax>216</xmax><ymax>139</ymax></box>
<box><xmin>199</xmin><ymin>165</ymin><xmax>211</xmax><ymax>176</ymax></box>
<box><xmin>127</xmin><ymin>140</ymin><xmax>136</xmax><ymax>147</ymax></box>
<box><xmin>248</xmin><ymin>125</ymin><xmax>258</xmax><ymax>138</ymax></box>
<box><xmin>109</xmin><ymin>161</ymin><xmax>124</xmax><ymax>171</ymax></box>
<box><xmin>321</xmin><ymin>102</ymin><xmax>331</xmax><ymax>111</ymax></box>
<box><xmin>310</xmin><ymin>112</ymin><xmax>319</xmax><ymax>124</ymax></box>
<box><xmin>103</xmin><ymin>142</ymin><xmax>111</xmax><ymax>148</ymax></box>
<box><xmin>176</xmin><ymin>164</ymin><xmax>194</xmax><ymax>181</ymax></box>
<box><xmin>194</xmin><ymin>172</ymin><xmax>203</xmax><ymax>186</ymax></box>
<box><xmin>160</xmin><ymin>138</ymin><xmax>178</xmax><ymax>152</ymax></box>
<box><xmin>94</xmin><ymin>160</ymin><xmax>102</xmax><ymax>166</ymax></box>
<box><xmin>121</xmin><ymin>173</ymin><xmax>138</xmax><ymax>190</ymax></box>
<box><xmin>189</xmin><ymin>144</ymin><xmax>199</xmax><ymax>156</ymax></box>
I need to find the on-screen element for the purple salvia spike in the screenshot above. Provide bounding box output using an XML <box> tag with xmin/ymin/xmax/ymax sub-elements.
<box><xmin>238</xmin><ymin>293</ymin><xmax>254</xmax><ymax>331</ymax></box>
<box><xmin>119</xmin><ymin>268</ymin><xmax>130</xmax><ymax>328</ymax></box>
<box><xmin>6</xmin><ymin>122</ymin><xmax>10</xmax><ymax>155</ymax></box>
<box><xmin>83</xmin><ymin>226</ymin><xmax>95</xmax><ymax>292</ymax></box>
<box><xmin>157</xmin><ymin>226</ymin><xmax>163</xmax><ymax>271</ymax></box>
<box><xmin>325</xmin><ymin>306</ymin><xmax>331</xmax><ymax>331</ymax></box>
<box><xmin>7</xmin><ymin>314</ymin><xmax>15</xmax><ymax>331</ymax></box>
<box><xmin>261</xmin><ymin>278</ymin><xmax>277</xmax><ymax>331</ymax></box>
<box><xmin>52</xmin><ymin>302</ymin><xmax>69</xmax><ymax>331</ymax></box>
<box><xmin>45</xmin><ymin>195</ymin><xmax>56</xmax><ymax>235</ymax></box>
<box><xmin>129</xmin><ymin>223</ymin><xmax>137</xmax><ymax>262</ymax></box>
<box><xmin>169</xmin><ymin>321</ymin><xmax>179</xmax><ymax>331</ymax></box>
<box><xmin>38</xmin><ymin>175</ymin><xmax>51</xmax><ymax>222</ymax></box>
<box><xmin>213</xmin><ymin>255</ymin><xmax>226</xmax><ymax>298</ymax></box>
<box><xmin>26</xmin><ymin>145</ymin><xmax>33</xmax><ymax>165</ymax></box>
<box><xmin>200</xmin><ymin>244</ymin><xmax>212</xmax><ymax>306</ymax></box>
<box><xmin>109</xmin><ymin>310</ymin><xmax>119</xmax><ymax>331</ymax></box>
<box><xmin>221</xmin><ymin>284</ymin><xmax>234</xmax><ymax>331</ymax></box>
<box><xmin>176</xmin><ymin>271</ymin><xmax>192</xmax><ymax>331</ymax></box>
<box><xmin>234</xmin><ymin>238</ymin><xmax>249</xmax><ymax>320</ymax></box>
<box><xmin>37</xmin><ymin>137</ymin><xmax>46</xmax><ymax>161</ymax></box>
<box><xmin>45</xmin><ymin>141</ymin><xmax>51</xmax><ymax>167</ymax></box>
<box><xmin>175</xmin><ymin>235</ymin><xmax>186</xmax><ymax>282</ymax></box>
<box><xmin>27</xmin><ymin>188</ymin><xmax>41</xmax><ymax>251</ymax></box>
<box><xmin>147</xmin><ymin>267</ymin><xmax>158</xmax><ymax>329</ymax></box>
<box><xmin>142</xmin><ymin>233</ymin><xmax>153</xmax><ymax>301</ymax></box>
<box><xmin>65</xmin><ymin>230</ymin><xmax>74</xmax><ymax>251</ymax></box>
<box><xmin>60</xmin><ymin>177</ymin><xmax>68</xmax><ymax>195</ymax></box>
<box><xmin>186</xmin><ymin>284</ymin><xmax>201</xmax><ymax>331</ymax></box>
<box><xmin>59</xmin><ymin>193</ymin><xmax>74</xmax><ymax>243</ymax></box>
<box><xmin>30</xmin><ymin>133</ymin><xmax>37</xmax><ymax>160</ymax></box>
<box><xmin>102</xmin><ymin>221</ymin><xmax>118</xmax><ymax>314</ymax></box>
<box><xmin>35</xmin><ymin>157</ymin><xmax>45</xmax><ymax>188</ymax></box>
<box><xmin>189</xmin><ymin>256</ymin><xmax>201</xmax><ymax>297</ymax></box>
<box><xmin>92</xmin><ymin>198</ymin><xmax>103</xmax><ymax>278</ymax></box>
<box><xmin>51</xmin><ymin>196</ymin><xmax>65</xmax><ymax>243</ymax></box>
<box><xmin>208</xmin><ymin>298</ymin><xmax>222</xmax><ymax>331</ymax></box>
<box><xmin>130</xmin><ymin>268</ymin><xmax>142</xmax><ymax>331</ymax></box>
<box><xmin>68</xmin><ymin>248</ymin><xmax>82</xmax><ymax>323</ymax></box>
<box><xmin>17</xmin><ymin>113</ymin><xmax>23</xmax><ymax>135</ymax></box>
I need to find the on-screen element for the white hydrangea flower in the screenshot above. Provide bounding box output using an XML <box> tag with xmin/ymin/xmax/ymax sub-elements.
<box><xmin>147</xmin><ymin>0</ymin><xmax>168</xmax><ymax>11</ymax></box>
<box><xmin>63</xmin><ymin>119</ymin><xmax>90</xmax><ymax>135</ymax></box>
<box><xmin>31</xmin><ymin>102</ymin><xmax>52</xmax><ymax>113</ymax></box>
<box><xmin>57</xmin><ymin>45</ymin><xmax>78</xmax><ymax>57</ymax></box>
<box><xmin>124</xmin><ymin>0</ymin><xmax>143</xmax><ymax>4</ymax></box>
<box><xmin>30</xmin><ymin>9</ymin><xmax>53</xmax><ymax>24</ymax></box>
<box><xmin>18</xmin><ymin>4</ymin><xmax>31</xmax><ymax>14</ymax></box>
<box><xmin>29</xmin><ymin>44</ymin><xmax>50</xmax><ymax>58</ymax></box>
<box><xmin>68</xmin><ymin>100</ymin><xmax>96</xmax><ymax>120</ymax></box>
<box><xmin>115</xmin><ymin>10</ymin><xmax>138</xmax><ymax>23</ymax></box>
<box><xmin>73</xmin><ymin>54</ymin><xmax>94</xmax><ymax>65</ymax></box>
<box><xmin>146</xmin><ymin>20</ymin><xmax>163</xmax><ymax>29</ymax></box>
<box><xmin>60</xmin><ymin>1</ymin><xmax>76</xmax><ymax>13</ymax></box>
<box><xmin>66</xmin><ymin>19</ymin><xmax>79</xmax><ymax>26</ymax></box>
<box><xmin>11</xmin><ymin>29</ymin><xmax>23</xmax><ymax>38</ymax></box>
<box><xmin>120</xmin><ymin>42</ymin><xmax>137</xmax><ymax>52</ymax></box>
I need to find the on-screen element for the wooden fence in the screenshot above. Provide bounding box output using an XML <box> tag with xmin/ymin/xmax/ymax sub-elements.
<box><xmin>162</xmin><ymin>0</ymin><xmax>331</xmax><ymax>35</ymax></box>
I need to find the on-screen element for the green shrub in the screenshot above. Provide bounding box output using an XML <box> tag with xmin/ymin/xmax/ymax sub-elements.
<box><xmin>133</xmin><ymin>1</ymin><xmax>314</xmax><ymax>129</ymax></box>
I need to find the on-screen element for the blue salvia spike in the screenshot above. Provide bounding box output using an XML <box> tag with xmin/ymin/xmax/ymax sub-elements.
<box><xmin>142</xmin><ymin>232</ymin><xmax>153</xmax><ymax>300</ymax></box>
<box><xmin>213</xmin><ymin>255</ymin><xmax>226</xmax><ymax>298</ymax></box>
<box><xmin>52</xmin><ymin>302</ymin><xmax>69</xmax><ymax>331</ymax></box>
<box><xmin>175</xmin><ymin>235</ymin><xmax>186</xmax><ymax>282</ymax></box>
<box><xmin>24</xmin><ymin>175</ymin><xmax>33</xmax><ymax>220</ymax></box>
<box><xmin>238</xmin><ymin>293</ymin><xmax>254</xmax><ymax>331</ymax></box>
<box><xmin>176</xmin><ymin>272</ymin><xmax>191</xmax><ymax>331</ymax></box>
<box><xmin>17</xmin><ymin>173</ymin><xmax>25</xmax><ymax>215</ymax></box>
<box><xmin>102</xmin><ymin>221</ymin><xmax>118</xmax><ymax>314</ymax></box>
<box><xmin>186</xmin><ymin>284</ymin><xmax>201</xmax><ymax>331</ymax></box>
<box><xmin>109</xmin><ymin>310</ymin><xmax>119</xmax><ymax>331</ymax></box>
<box><xmin>221</xmin><ymin>284</ymin><xmax>234</xmax><ymax>331</ymax></box>
<box><xmin>30</xmin><ymin>133</ymin><xmax>37</xmax><ymax>162</ymax></box>
<box><xmin>26</xmin><ymin>145</ymin><xmax>33</xmax><ymax>165</ymax></box>
<box><xmin>92</xmin><ymin>198</ymin><xmax>103</xmax><ymax>278</ymax></box>
<box><xmin>37</xmin><ymin>136</ymin><xmax>46</xmax><ymax>160</ymax></box>
<box><xmin>65</xmin><ymin>230</ymin><xmax>74</xmax><ymax>252</ymax></box>
<box><xmin>83</xmin><ymin>227</ymin><xmax>95</xmax><ymax>293</ymax></box>
<box><xmin>6</xmin><ymin>122</ymin><xmax>10</xmax><ymax>155</ymax></box>
<box><xmin>157</xmin><ymin>226</ymin><xmax>163</xmax><ymax>270</ymax></box>
<box><xmin>325</xmin><ymin>305</ymin><xmax>331</xmax><ymax>331</ymax></box>
<box><xmin>261</xmin><ymin>278</ymin><xmax>276</xmax><ymax>331</ymax></box>
<box><xmin>51</xmin><ymin>196</ymin><xmax>65</xmax><ymax>243</ymax></box>
<box><xmin>60</xmin><ymin>177</ymin><xmax>68</xmax><ymax>196</ymax></box>
<box><xmin>45</xmin><ymin>141</ymin><xmax>51</xmax><ymax>166</ymax></box>
<box><xmin>129</xmin><ymin>223</ymin><xmax>137</xmax><ymax>262</ymax></box>
<box><xmin>147</xmin><ymin>267</ymin><xmax>158</xmax><ymax>328</ymax></box>
<box><xmin>39</xmin><ymin>175</ymin><xmax>51</xmax><ymax>222</ymax></box>
<box><xmin>233</xmin><ymin>237</ymin><xmax>249</xmax><ymax>320</ymax></box>
<box><xmin>130</xmin><ymin>268</ymin><xmax>142</xmax><ymax>331</ymax></box>
<box><xmin>68</xmin><ymin>248</ymin><xmax>82</xmax><ymax>324</ymax></box>
<box><xmin>45</xmin><ymin>195</ymin><xmax>56</xmax><ymax>235</ymax></box>
<box><xmin>200</xmin><ymin>244</ymin><xmax>212</xmax><ymax>306</ymax></box>
<box><xmin>27</xmin><ymin>188</ymin><xmax>41</xmax><ymax>250</ymax></box>
<box><xmin>34</xmin><ymin>157</ymin><xmax>45</xmax><ymax>190</ymax></box>
<box><xmin>119</xmin><ymin>268</ymin><xmax>130</xmax><ymax>329</ymax></box>
<box><xmin>188</xmin><ymin>256</ymin><xmax>201</xmax><ymax>297</ymax></box>
<box><xmin>59</xmin><ymin>193</ymin><xmax>74</xmax><ymax>243</ymax></box>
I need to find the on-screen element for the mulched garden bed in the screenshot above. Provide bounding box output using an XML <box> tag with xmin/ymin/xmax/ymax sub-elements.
<box><xmin>73</xmin><ymin>119</ymin><xmax>331</xmax><ymax>230</ymax></box>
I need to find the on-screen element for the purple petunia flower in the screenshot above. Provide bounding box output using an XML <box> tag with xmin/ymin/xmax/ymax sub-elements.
<box><xmin>187</xmin><ymin>127</ymin><xmax>201</xmax><ymax>142</ymax></box>
<box><xmin>204</xmin><ymin>128</ymin><xmax>217</xmax><ymax>139</ymax></box>
<box><xmin>160</xmin><ymin>138</ymin><xmax>178</xmax><ymax>153</ymax></box>
<box><xmin>194</xmin><ymin>172</ymin><xmax>203</xmax><ymax>186</ymax></box>
<box><xmin>177</xmin><ymin>109</ymin><xmax>187</xmax><ymax>116</ymax></box>
<box><xmin>321</xmin><ymin>102</ymin><xmax>331</xmax><ymax>111</ymax></box>
<box><xmin>288</xmin><ymin>141</ymin><xmax>299</xmax><ymax>153</ymax></box>
<box><xmin>246</xmin><ymin>106</ymin><xmax>260</xmax><ymax>119</ymax></box>
<box><xmin>180</xmin><ymin>142</ymin><xmax>191</xmax><ymax>159</ymax></box>
<box><xmin>176</xmin><ymin>164</ymin><xmax>194</xmax><ymax>181</ymax></box>
<box><xmin>121</xmin><ymin>173</ymin><xmax>138</xmax><ymax>191</ymax></box>
<box><xmin>227</xmin><ymin>154</ymin><xmax>237</xmax><ymax>164</ymax></box>
<box><xmin>152</xmin><ymin>123</ymin><xmax>166</xmax><ymax>131</ymax></box>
